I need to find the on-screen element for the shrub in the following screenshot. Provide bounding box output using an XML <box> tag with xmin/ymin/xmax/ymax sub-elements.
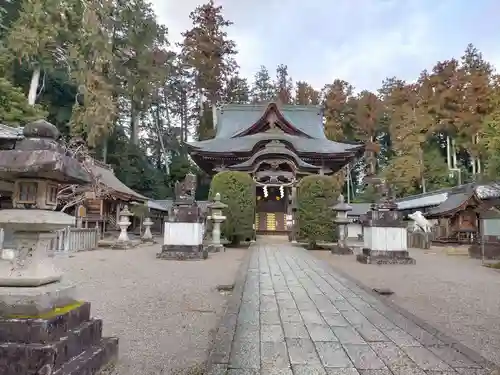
<box><xmin>209</xmin><ymin>171</ymin><xmax>255</xmax><ymax>246</ymax></box>
<box><xmin>297</xmin><ymin>175</ymin><xmax>339</xmax><ymax>249</ymax></box>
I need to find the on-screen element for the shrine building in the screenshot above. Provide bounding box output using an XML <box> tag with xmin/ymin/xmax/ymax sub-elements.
<box><xmin>186</xmin><ymin>102</ymin><xmax>365</xmax><ymax>235</ymax></box>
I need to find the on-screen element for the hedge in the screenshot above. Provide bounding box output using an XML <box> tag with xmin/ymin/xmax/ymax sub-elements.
<box><xmin>209</xmin><ymin>171</ymin><xmax>255</xmax><ymax>245</ymax></box>
<box><xmin>297</xmin><ymin>175</ymin><xmax>339</xmax><ymax>249</ymax></box>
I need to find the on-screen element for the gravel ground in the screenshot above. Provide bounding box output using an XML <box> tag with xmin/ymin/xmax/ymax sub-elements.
<box><xmin>312</xmin><ymin>246</ymin><xmax>500</xmax><ymax>366</ymax></box>
<box><xmin>53</xmin><ymin>245</ymin><xmax>246</xmax><ymax>375</ymax></box>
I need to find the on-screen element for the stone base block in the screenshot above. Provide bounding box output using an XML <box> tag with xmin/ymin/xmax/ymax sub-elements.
<box><xmin>157</xmin><ymin>245</ymin><xmax>207</xmax><ymax>260</ymax></box>
<box><xmin>111</xmin><ymin>239</ymin><xmax>140</xmax><ymax>249</ymax></box>
<box><xmin>206</xmin><ymin>244</ymin><xmax>224</xmax><ymax>253</ymax></box>
<box><xmin>357</xmin><ymin>249</ymin><xmax>416</xmax><ymax>265</ymax></box>
<box><xmin>0</xmin><ymin>282</ymin><xmax>76</xmax><ymax>317</ymax></box>
<box><xmin>329</xmin><ymin>245</ymin><xmax>353</xmax><ymax>255</ymax></box>
<box><xmin>141</xmin><ymin>238</ymin><xmax>156</xmax><ymax>244</ymax></box>
<box><xmin>0</xmin><ymin>302</ymin><xmax>118</xmax><ymax>375</ymax></box>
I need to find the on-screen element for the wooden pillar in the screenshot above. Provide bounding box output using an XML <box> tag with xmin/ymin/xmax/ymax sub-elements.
<box><xmin>291</xmin><ymin>185</ymin><xmax>298</xmax><ymax>243</ymax></box>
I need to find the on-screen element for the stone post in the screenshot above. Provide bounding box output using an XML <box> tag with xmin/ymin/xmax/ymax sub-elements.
<box><xmin>207</xmin><ymin>193</ymin><xmax>227</xmax><ymax>252</ymax></box>
<box><xmin>113</xmin><ymin>205</ymin><xmax>133</xmax><ymax>249</ymax></box>
<box><xmin>0</xmin><ymin>119</ymin><xmax>118</xmax><ymax>374</ymax></box>
<box><xmin>141</xmin><ymin>217</ymin><xmax>155</xmax><ymax>244</ymax></box>
<box><xmin>331</xmin><ymin>194</ymin><xmax>353</xmax><ymax>255</ymax></box>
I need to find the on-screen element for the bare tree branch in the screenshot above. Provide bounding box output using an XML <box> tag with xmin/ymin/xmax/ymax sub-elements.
<box><xmin>57</xmin><ymin>137</ymin><xmax>112</xmax><ymax>212</ymax></box>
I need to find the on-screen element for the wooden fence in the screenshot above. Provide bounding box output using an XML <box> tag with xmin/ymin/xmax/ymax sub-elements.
<box><xmin>0</xmin><ymin>227</ymin><xmax>99</xmax><ymax>254</ymax></box>
<box><xmin>51</xmin><ymin>227</ymin><xmax>99</xmax><ymax>254</ymax></box>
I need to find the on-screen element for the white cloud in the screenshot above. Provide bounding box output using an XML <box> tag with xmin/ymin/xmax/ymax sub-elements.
<box><xmin>150</xmin><ymin>0</ymin><xmax>500</xmax><ymax>92</ymax></box>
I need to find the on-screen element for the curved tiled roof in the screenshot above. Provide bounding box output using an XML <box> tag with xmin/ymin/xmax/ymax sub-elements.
<box><xmin>215</xmin><ymin>104</ymin><xmax>326</xmax><ymax>139</ymax></box>
<box><xmin>188</xmin><ymin>132</ymin><xmax>363</xmax><ymax>155</ymax></box>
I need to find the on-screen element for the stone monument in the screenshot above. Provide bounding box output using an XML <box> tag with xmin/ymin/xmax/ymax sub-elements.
<box><xmin>206</xmin><ymin>193</ymin><xmax>227</xmax><ymax>253</ymax></box>
<box><xmin>112</xmin><ymin>204</ymin><xmax>134</xmax><ymax>249</ymax></box>
<box><xmin>0</xmin><ymin>120</ymin><xmax>118</xmax><ymax>375</ymax></box>
<box><xmin>356</xmin><ymin>178</ymin><xmax>415</xmax><ymax>265</ymax></box>
<box><xmin>330</xmin><ymin>194</ymin><xmax>353</xmax><ymax>255</ymax></box>
<box><xmin>141</xmin><ymin>217</ymin><xmax>155</xmax><ymax>244</ymax></box>
<box><xmin>157</xmin><ymin>173</ymin><xmax>207</xmax><ymax>260</ymax></box>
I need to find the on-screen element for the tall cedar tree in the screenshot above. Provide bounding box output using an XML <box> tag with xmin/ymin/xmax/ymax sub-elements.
<box><xmin>180</xmin><ymin>0</ymin><xmax>237</xmax><ymax>140</ymax></box>
<box><xmin>251</xmin><ymin>65</ymin><xmax>275</xmax><ymax>103</ymax></box>
<box><xmin>274</xmin><ymin>64</ymin><xmax>293</xmax><ymax>104</ymax></box>
<box><xmin>295</xmin><ymin>81</ymin><xmax>320</xmax><ymax>105</ymax></box>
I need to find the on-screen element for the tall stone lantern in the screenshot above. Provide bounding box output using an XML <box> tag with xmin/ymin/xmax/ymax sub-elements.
<box><xmin>331</xmin><ymin>194</ymin><xmax>353</xmax><ymax>255</ymax></box>
<box><xmin>113</xmin><ymin>204</ymin><xmax>134</xmax><ymax>249</ymax></box>
<box><xmin>207</xmin><ymin>193</ymin><xmax>227</xmax><ymax>252</ymax></box>
<box><xmin>0</xmin><ymin>120</ymin><xmax>118</xmax><ymax>374</ymax></box>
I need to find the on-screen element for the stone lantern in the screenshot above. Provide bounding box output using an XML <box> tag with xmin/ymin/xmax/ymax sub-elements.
<box><xmin>207</xmin><ymin>193</ymin><xmax>227</xmax><ymax>252</ymax></box>
<box><xmin>0</xmin><ymin>120</ymin><xmax>118</xmax><ymax>374</ymax></box>
<box><xmin>331</xmin><ymin>194</ymin><xmax>353</xmax><ymax>254</ymax></box>
<box><xmin>113</xmin><ymin>204</ymin><xmax>134</xmax><ymax>249</ymax></box>
<box><xmin>141</xmin><ymin>217</ymin><xmax>155</xmax><ymax>244</ymax></box>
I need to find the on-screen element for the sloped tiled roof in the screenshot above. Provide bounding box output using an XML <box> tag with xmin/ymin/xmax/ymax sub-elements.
<box><xmin>92</xmin><ymin>162</ymin><xmax>148</xmax><ymax>202</ymax></box>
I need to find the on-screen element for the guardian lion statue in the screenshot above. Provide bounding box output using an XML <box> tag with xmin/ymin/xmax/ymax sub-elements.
<box><xmin>408</xmin><ymin>211</ymin><xmax>434</xmax><ymax>233</ymax></box>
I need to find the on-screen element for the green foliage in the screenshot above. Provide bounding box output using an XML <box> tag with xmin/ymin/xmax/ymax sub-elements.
<box><xmin>297</xmin><ymin>176</ymin><xmax>338</xmax><ymax>249</ymax></box>
<box><xmin>209</xmin><ymin>171</ymin><xmax>255</xmax><ymax>246</ymax></box>
<box><xmin>106</xmin><ymin>128</ymin><xmax>171</xmax><ymax>199</ymax></box>
<box><xmin>0</xmin><ymin>77</ymin><xmax>46</xmax><ymax>125</ymax></box>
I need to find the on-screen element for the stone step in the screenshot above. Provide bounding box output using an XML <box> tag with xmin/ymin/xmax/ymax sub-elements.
<box><xmin>0</xmin><ymin>318</ymin><xmax>103</xmax><ymax>375</ymax></box>
<box><xmin>52</xmin><ymin>337</ymin><xmax>119</xmax><ymax>375</ymax></box>
<box><xmin>0</xmin><ymin>302</ymin><xmax>91</xmax><ymax>344</ymax></box>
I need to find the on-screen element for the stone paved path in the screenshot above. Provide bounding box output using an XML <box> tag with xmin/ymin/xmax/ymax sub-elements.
<box><xmin>208</xmin><ymin>242</ymin><xmax>497</xmax><ymax>375</ymax></box>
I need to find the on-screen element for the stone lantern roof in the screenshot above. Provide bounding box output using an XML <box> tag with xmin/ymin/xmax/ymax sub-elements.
<box><xmin>0</xmin><ymin>119</ymin><xmax>91</xmax><ymax>184</ymax></box>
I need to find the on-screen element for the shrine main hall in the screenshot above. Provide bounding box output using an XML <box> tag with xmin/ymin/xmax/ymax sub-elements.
<box><xmin>186</xmin><ymin>102</ymin><xmax>365</xmax><ymax>235</ymax></box>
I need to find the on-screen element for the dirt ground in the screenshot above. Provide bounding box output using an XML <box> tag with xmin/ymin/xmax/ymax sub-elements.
<box><xmin>54</xmin><ymin>245</ymin><xmax>246</xmax><ymax>375</ymax></box>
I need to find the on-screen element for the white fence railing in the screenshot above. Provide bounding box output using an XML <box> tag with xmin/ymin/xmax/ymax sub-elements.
<box><xmin>0</xmin><ymin>227</ymin><xmax>99</xmax><ymax>255</ymax></box>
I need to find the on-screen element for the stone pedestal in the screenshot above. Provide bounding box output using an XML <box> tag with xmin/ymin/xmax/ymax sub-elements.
<box><xmin>0</xmin><ymin>301</ymin><xmax>118</xmax><ymax>375</ymax></box>
<box><xmin>356</xmin><ymin>209</ymin><xmax>415</xmax><ymax>265</ymax></box>
<box><xmin>141</xmin><ymin>217</ymin><xmax>155</xmax><ymax>244</ymax></box>
<box><xmin>157</xmin><ymin>204</ymin><xmax>207</xmax><ymax>260</ymax></box>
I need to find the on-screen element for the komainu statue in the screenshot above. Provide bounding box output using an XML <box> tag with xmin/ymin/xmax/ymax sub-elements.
<box><xmin>408</xmin><ymin>211</ymin><xmax>434</xmax><ymax>233</ymax></box>
<box><xmin>174</xmin><ymin>173</ymin><xmax>197</xmax><ymax>203</ymax></box>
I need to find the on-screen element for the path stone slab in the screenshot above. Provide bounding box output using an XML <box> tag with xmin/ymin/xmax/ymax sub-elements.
<box><xmin>325</xmin><ymin>369</ymin><xmax>360</xmax><ymax>375</ymax></box>
<box><xmin>370</xmin><ymin>342</ymin><xmax>426</xmax><ymax>375</ymax></box>
<box><xmin>402</xmin><ymin>346</ymin><xmax>453</xmax><ymax>371</ymax></box>
<box><xmin>286</xmin><ymin>338</ymin><xmax>322</xmax><ymax>365</ymax></box>
<box><xmin>293</xmin><ymin>365</ymin><xmax>327</xmax><ymax>375</ymax></box>
<box><xmin>343</xmin><ymin>344</ymin><xmax>387</xmax><ymax>370</ymax></box>
<box><xmin>261</xmin><ymin>341</ymin><xmax>290</xmax><ymax>368</ymax></box>
<box><xmin>306</xmin><ymin>323</ymin><xmax>338</xmax><ymax>342</ymax></box>
<box><xmin>283</xmin><ymin>322</ymin><xmax>310</xmax><ymax>339</ymax></box>
<box><xmin>315</xmin><ymin>341</ymin><xmax>354</xmax><ymax>368</ymax></box>
<box><xmin>261</xmin><ymin>324</ymin><xmax>284</xmax><ymax>342</ymax></box>
<box><xmin>332</xmin><ymin>326</ymin><xmax>367</xmax><ymax>345</ymax></box>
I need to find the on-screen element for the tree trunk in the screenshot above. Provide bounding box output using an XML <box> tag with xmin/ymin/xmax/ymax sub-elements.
<box><xmin>28</xmin><ymin>64</ymin><xmax>41</xmax><ymax>106</ymax></box>
<box><xmin>446</xmin><ymin>135</ymin><xmax>452</xmax><ymax>170</ymax></box>
<box><xmin>130</xmin><ymin>103</ymin><xmax>139</xmax><ymax>144</ymax></box>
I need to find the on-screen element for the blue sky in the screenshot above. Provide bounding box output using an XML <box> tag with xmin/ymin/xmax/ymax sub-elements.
<box><xmin>151</xmin><ymin>0</ymin><xmax>500</xmax><ymax>92</ymax></box>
